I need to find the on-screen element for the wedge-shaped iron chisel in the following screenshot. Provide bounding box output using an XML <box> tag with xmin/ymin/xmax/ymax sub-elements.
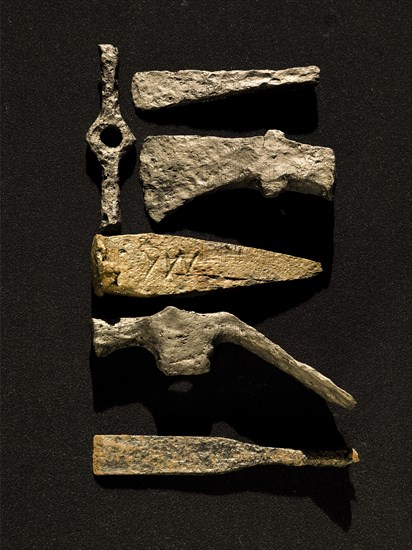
<box><xmin>92</xmin><ymin>234</ymin><xmax>322</xmax><ymax>298</ymax></box>
<box><xmin>132</xmin><ymin>66</ymin><xmax>320</xmax><ymax>110</ymax></box>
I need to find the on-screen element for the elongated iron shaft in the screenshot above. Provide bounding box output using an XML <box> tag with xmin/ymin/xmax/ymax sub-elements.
<box><xmin>132</xmin><ymin>67</ymin><xmax>320</xmax><ymax>110</ymax></box>
<box><xmin>86</xmin><ymin>45</ymin><xmax>135</xmax><ymax>233</ymax></box>
<box><xmin>93</xmin><ymin>435</ymin><xmax>359</xmax><ymax>475</ymax></box>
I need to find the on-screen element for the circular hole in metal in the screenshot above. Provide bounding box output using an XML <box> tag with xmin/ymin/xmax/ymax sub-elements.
<box><xmin>100</xmin><ymin>125</ymin><xmax>122</xmax><ymax>147</ymax></box>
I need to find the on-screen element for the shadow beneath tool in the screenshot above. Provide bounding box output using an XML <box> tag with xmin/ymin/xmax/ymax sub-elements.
<box><xmin>136</xmin><ymin>85</ymin><xmax>318</xmax><ymax>134</ymax></box>
<box><xmin>91</xmin><ymin>274</ymin><xmax>326</xmax><ymax>327</ymax></box>
<box><xmin>153</xmin><ymin>189</ymin><xmax>334</xmax><ymax>284</ymax></box>
<box><xmin>97</xmin><ymin>466</ymin><xmax>354</xmax><ymax>531</ymax></box>
<box><xmin>91</xmin><ymin>344</ymin><xmax>355</xmax><ymax>530</ymax></box>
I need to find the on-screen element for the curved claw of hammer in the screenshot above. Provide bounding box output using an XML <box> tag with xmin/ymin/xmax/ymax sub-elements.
<box><xmin>213</xmin><ymin>312</ymin><xmax>356</xmax><ymax>409</ymax></box>
<box><xmin>92</xmin><ymin>306</ymin><xmax>356</xmax><ymax>409</ymax></box>
<box><xmin>86</xmin><ymin>44</ymin><xmax>135</xmax><ymax>234</ymax></box>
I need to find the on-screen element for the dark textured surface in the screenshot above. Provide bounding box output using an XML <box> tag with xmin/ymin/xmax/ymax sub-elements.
<box><xmin>93</xmin><ymin>436</ymin><xmax>359</xmax><ymax>475</ymax></box>
<box><xmin>1</xmin><ymin>1</ymin><xmax>411</xmax><ymax>549</ymax></box>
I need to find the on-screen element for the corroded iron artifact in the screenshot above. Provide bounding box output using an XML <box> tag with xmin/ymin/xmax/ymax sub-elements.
<box><xmin>132</xmin><ymin>66</ymin><xmax>320</xmax><ymax>110</ymax></box>
<box><xmin>93</xmin><ymin>435</ymin><xmax>359</xmax><ymax>475</ymax></box>
<box><xmin>86</xmin><ymin>44</ymin><xmax>135</xmax><ymax>233</ymax></box>
<box><xmin>92</xmin><ymin>306</ymin><xmax>355</xmax><ymax>408</ymax></box>
<box><xmin>140</xmin><ymin>130</ymin><xmax>335</xmax><ymax>222</ymax></box>
<box><xmin>92</xmin><ymin>234</ymin><xmax>322</xmax><ymax>298</ymax></box>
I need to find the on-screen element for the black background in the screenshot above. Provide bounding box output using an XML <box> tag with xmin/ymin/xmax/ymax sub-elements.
<box><xmin>1</xmin><ymin>1</ymin><xmax>411</xmax><ymax>549</ymax></box>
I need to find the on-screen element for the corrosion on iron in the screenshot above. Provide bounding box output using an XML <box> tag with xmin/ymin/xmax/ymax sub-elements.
<box><xmin>87</xmin><ymin>44</ymin><xmax>135</xmax><ymax>233</ymax></box>
<box><xmin>132</xmin><ymin>66</ymin><xmax>320</xmax><ymax>110</ymax></box>
<box><xmin>93</xmin><ymin>435</ymin><xmax>359</xmax><ymax>475</ymax></box>
<box><xmin>140</xmin><ymin>130</ymin><xmax>335</xmax><ymax>222</ymax></box>
<box><xmin>92</xmin><ymin>306</ymin><xmax>356</xmax><ymax>409</ymax></box>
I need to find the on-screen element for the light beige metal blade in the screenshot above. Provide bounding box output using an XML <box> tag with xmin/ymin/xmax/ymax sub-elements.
<box><xmin>92</xmin><ymin>234</ymin><xmax>322</xmax><ymax>298</ymax></box>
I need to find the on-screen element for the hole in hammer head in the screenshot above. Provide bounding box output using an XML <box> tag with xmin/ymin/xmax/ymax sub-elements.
<box><xmin>100</xmin><ymin>125</ymin><xmax>122</xmax><ymax>147</ymax></box>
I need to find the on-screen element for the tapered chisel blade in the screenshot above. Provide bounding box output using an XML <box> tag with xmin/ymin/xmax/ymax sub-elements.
<box><xmin>132</xmin><ymin>67</ymin><xmax>320</xmax><ymax>110</ymax></box>
<box><xmin>91</xmin><ymin>234</ymin><xmax>322</xmax><ymax>298</ymax></box>
<box><xmin>93</xmin><ymin>435</ymin><xmax>359</xmax><ymax>475</ymax></box>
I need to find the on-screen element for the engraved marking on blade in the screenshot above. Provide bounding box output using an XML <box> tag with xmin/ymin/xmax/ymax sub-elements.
<box><xmin>186</xmin><ymin>251</ymin><xmax>200</xmax><ymax>272</ymax></box>
<box><xmin>141</xmin><ymin>249</ymin><xmax>160</xmax><ymax>278</ymax></box>
<box><xmin>91</xmin><ymin>234</ymin><xmax>323</xmax><ymax>298</ymax></box>
<box><xmin>165</xmin><ymin>251</ymin><xmax>201</xmax><ymax>278</ymax></box>
<box><xmin>165</xmin><ymin>251</ymin><xmax>183</xmax><ymax>278</ymax></box>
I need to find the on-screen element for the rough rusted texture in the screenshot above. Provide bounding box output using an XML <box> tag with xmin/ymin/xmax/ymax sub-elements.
<box><xmin>93</xmin><ymin>435</ymin><xmax>359</xmax><ymax>475</ymax></box>
<box><xmin>91</xmin><ymin>234</ymin><xmax>322</xmax><ymax>298</ymax></box>
<box><xmin>132</xmin><ymin>66</ymin><xmax>320</xmax><ymax>110</ymax></box>
<box><xmin>92</xmin><ymin>306</ymin><xmax>356</xmax><ymax>408</ymax></box>
<box><xmin>140</xmin><ymin>130</ymin><xmax>335</xmax><ymax>222</ymax></box>
<box><xmin>86</xmin><ymin>44</ymin><xmax>135</xmax><ymax>233</ymax></box>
